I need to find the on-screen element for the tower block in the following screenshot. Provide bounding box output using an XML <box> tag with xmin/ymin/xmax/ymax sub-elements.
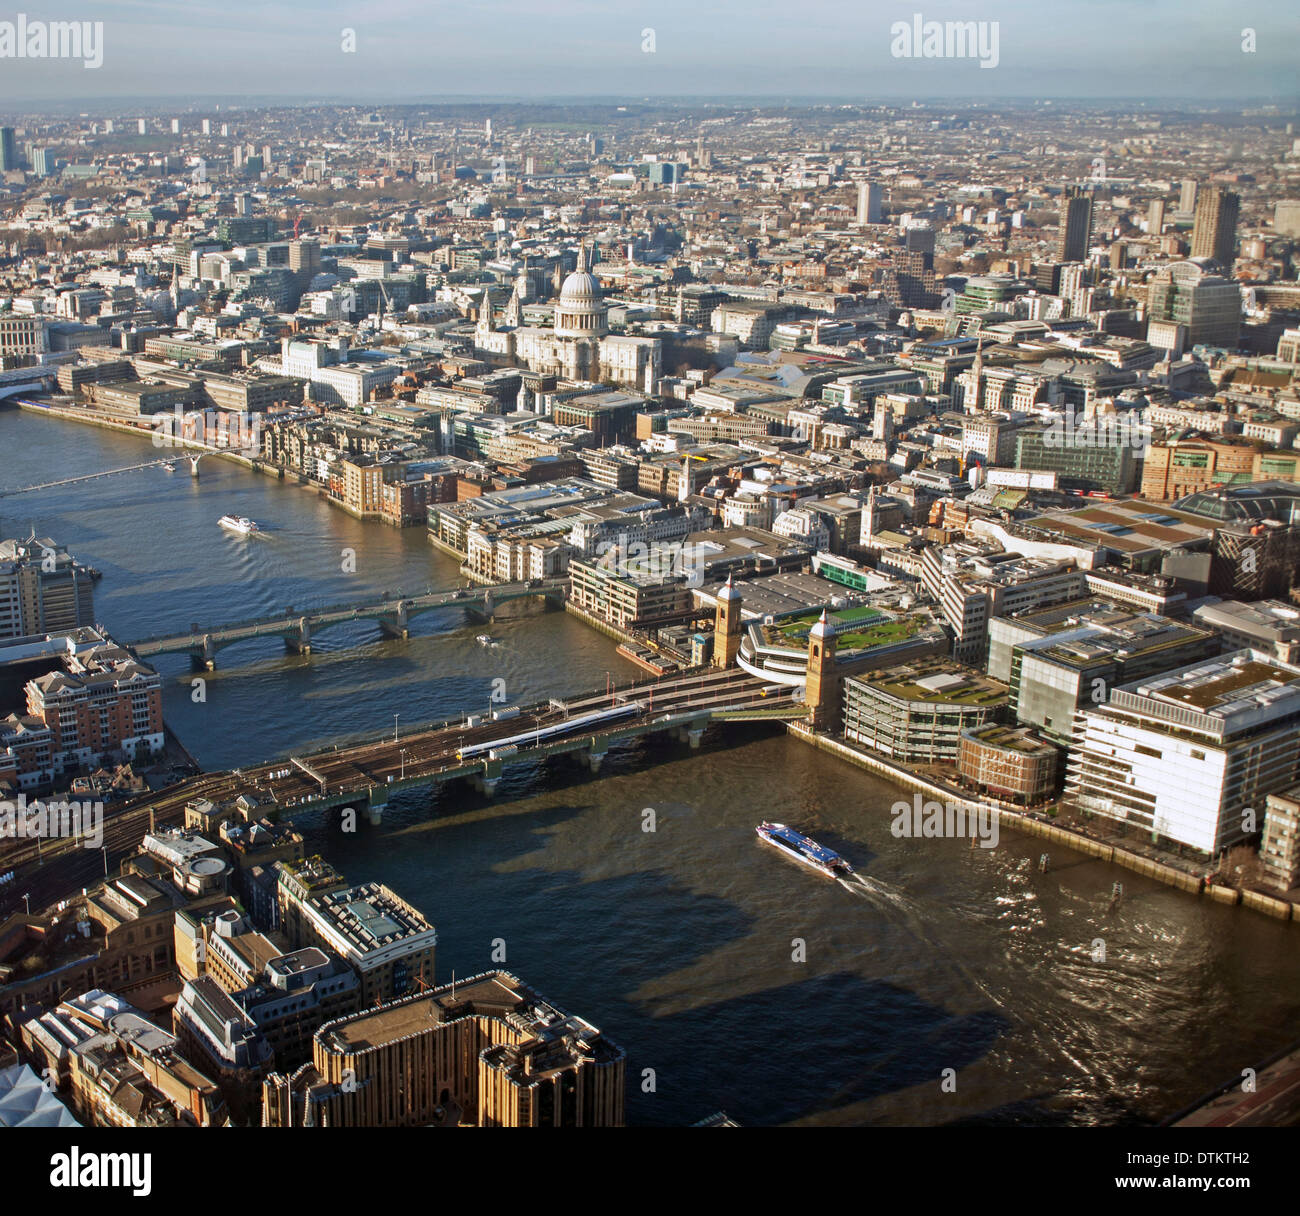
<box><xmin>713</xmin><ymin>575</ymin><xmax>743</xmax><ymax>669</ymax></box>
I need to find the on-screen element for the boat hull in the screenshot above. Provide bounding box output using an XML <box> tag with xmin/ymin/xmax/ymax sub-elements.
<box><xmin>755</xmin><ymin>823</ymin><xmax>852</xmax><ymax>878</ymax></box>
<box><xmin>219</xmin><ymin>515</ymin><xmax>260</xmax><ymax>536</ymax></box>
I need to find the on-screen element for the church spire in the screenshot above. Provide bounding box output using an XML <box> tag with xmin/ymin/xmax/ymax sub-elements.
<box><xmin>504</xmin><ymin>282</ymin><xmax>522</xmax><ymax>328</ymax></box>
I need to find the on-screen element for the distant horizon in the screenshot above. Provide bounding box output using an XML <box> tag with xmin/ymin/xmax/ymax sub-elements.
<box><xmin>0</xmin><ymin>0</ymin><xmax>1293</xmax><ymax>104</ymax></box>
<box><xmin>2</xmin><ymin>93</ymin><xmax>1299</xmax><ymax>115</ymax></box>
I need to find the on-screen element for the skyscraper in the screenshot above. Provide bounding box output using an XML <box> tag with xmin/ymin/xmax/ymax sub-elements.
<box><xmin>1179</xmin><ymin>178</ymin><xmax>1198</xmax><ymax>214</ymax></box>
<box><xmin>1147</xmin><ymin>198</ymin><xmax>1165</xmax><ymax>234</ymax></box>
<box><xmin>1192</xmin><ymin>186</ymin><xmax>1240</xmax><ymax>268</ymax></box>
<box><xmin>856</xmin><ymin>181</ymin><xmax>883</xmax><ymax>226</ymax></box>
<box><xmin>1057</xmin><ymin>185</ymin><xmax>1094</xmax><ymax>263</ymax></box>
<box><xmin>0</xmin><ymin>127</ymin><xmax>17</xmax><ymax>172</ymax></box>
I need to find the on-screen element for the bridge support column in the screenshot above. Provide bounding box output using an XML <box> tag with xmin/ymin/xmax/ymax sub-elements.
<box><xmin>378</xmin><ymin>602</ymin><xmax>409</xmax><ymax>640</ymax></box>
<box><xmin>189</xmin><ymin>457</ymin><xmax>201</xmax><ymax>477</ymax></box>
<box><xmin>286</xmin><ymin>618</ymin><xmax>312</xmax><ymax>655</ymax></box>
<box><xmin>474</xmin><ymin>759</ymin><xmax>503</xmax><ymax>797</ymax></box>
<box><xmin>191</xmin><ymin>637</ymin><xmax>216</xmax><ymax>670</ymax></box>
<box><xmin>367</xmin><ymin>801</ymin><xmax>386</xmax><ymax>826</ymax></box>
<box><xmin>586</xmin><ymin>749</ymin><xmax>608</xmax><ymax>774</ymax></box>
<box><xmin>687</xmin><ymin>728</ymin><xmax>705</xmax><ymax>750</ymax></box>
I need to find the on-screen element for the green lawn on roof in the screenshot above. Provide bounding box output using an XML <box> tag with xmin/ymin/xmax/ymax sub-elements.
<box><xmin>775</xmin><ymin>608</ymin><xmax>924</xmax><ymax>651</ymax></box>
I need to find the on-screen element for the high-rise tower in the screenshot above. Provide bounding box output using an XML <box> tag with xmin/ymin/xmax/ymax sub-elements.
<box><xmin>1192</xmin><ymin>186</ymin><xmax>1240</xmax><ymax>268</ymax></box>
<box><xmin>1057</xmin><ymin>186</ymin><xmax>1094</xmax><ymax>263</ymax></box>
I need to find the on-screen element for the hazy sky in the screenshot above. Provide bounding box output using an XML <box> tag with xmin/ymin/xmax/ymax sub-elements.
<box><xmin>0</xmin><ymin>0</ymin><xmax>1295</xmax><ymax>103</ymax></box>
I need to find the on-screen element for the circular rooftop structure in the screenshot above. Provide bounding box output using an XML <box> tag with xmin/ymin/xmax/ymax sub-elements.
<box><xmin>1173</xmin><ymin>481</ymin><xmax>1300</xmax><ymax>523</ymax></box>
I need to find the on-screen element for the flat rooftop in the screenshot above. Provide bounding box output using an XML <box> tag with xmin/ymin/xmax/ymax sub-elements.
<box><xmin>853</xmin><ymin>660</ymin><xmax>1009</xmax><ymax>707</ymax></box>
<box><xmin>320</xmin><ymin>973</ymin><xmax>533</xmax><ymax>1052</ymax></box>
<box><xmin>1026</xmin><ymin>500</ymin><xmax>1215</xmax><ymax>555</ymax></box>
<box><xmin>1137</xmin><ymin>657</ymin><xmax>1300</xmax><ymax>716</ymax></box>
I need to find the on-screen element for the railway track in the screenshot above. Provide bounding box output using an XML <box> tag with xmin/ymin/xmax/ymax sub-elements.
<box><xmin>1</xmin><ymin>668</ymin><xmax>796</xmax><ymax>918</ymax></box>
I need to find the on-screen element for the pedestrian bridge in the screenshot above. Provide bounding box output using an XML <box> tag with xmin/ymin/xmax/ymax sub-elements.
<box><xmin>124</xmin><ymin>578</ymin><xmax>568</xmax><ymax>666</ymax></box>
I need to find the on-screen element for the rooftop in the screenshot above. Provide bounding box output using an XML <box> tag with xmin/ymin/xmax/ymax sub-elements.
<box><xmin>854</xmin><ymin>660</ymin><xmax>1009</xmax><ymax>707</ymax></box>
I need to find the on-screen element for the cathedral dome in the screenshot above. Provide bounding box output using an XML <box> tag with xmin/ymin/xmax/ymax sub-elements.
<box><xmin>553</xmin><ymin>243</ymin><xmax>608</xmax><ymax>339</ymax></box>
<box><xmin>558</xmin><ymin>268</ymin><xmax>602</xmax><ymax>308</ymax></box>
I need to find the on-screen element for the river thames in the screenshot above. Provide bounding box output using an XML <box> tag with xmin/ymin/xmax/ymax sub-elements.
<box><xmin>4</xmin><ymin>405</ymin><xmax>1299</xmax><ymax>1126</ymax></box>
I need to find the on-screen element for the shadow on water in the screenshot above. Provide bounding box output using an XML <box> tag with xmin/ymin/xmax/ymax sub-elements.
<box><xmin>311</xmin><ymin>790</ymin><xmax>1011</xmax><ymax>1127</ymax></box>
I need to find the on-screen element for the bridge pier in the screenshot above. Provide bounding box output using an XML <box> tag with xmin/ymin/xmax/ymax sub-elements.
<box><xmin>473</xmin><ymin>759</ymin><xmax>503</xmax><ymax>798</ymax></box>
<box><xmin>189</xmin><ymin>457</ymin><xmax>201</xmax><ymax>477</ymax></box>
<box><xmin>687</xmin><ymin>728</ymin><xmax>705</xmax><ymax>750</ymax></box>
<box><xmin>367</xmin><ymin>801</ymin><xmax>386</xmax><ymax>826</ymax></box>
<box><xmin>580</xmin><ymin>747</ymin><xmax>609</xmax><ymax>773</ymax></box>
<box><xmin>378</xmin><ymin>602</ymin><xmax>409</xmax><ymax>640</ymax></box>
<box><xmin>190</xmin><ymin>637</ymin><xmax>217</xmax><ymax>670</ymax></box>
<box><xmin>285</xmin><ymin>618</ymin><xmax>312</xmax><ymax>655</ymax></box>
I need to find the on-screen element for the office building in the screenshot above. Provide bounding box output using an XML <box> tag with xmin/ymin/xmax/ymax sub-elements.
<box><xmin>998</xmin><ymin>606</ymin><xmax>1218</xmax><ymax>744</ymax></box>
<box><xmin>1065</xmin><ymin>651</ymin><xmax>1300</xmax><ymax>855</ymax></box>
<box><xmin>921</xmin><ymin>543</ymin><xmax>1089</xmax><ymax>666</ymax></box>
<box><xmin>857</xmin><ymin>180</ymin><xmax>883</xmax><ymax>226</ymax></box>
<box><xmin>0</xmin><ymin>127</ymin><xmax>16</xmax><ymax>171</ymax></box>
<box><xmin>1013</xmin><ymin>425</ymin><xmax>1139</xmax><ymax>493</ymax></box>
<box><xmin>1179</xmin><ymin>178</ymin><xmax>1198</xmax><ymax>214</ymax></box>
<box><xmin>0</xmin><ymin>632</ymin><xmax>163</xmax><ymax>786</ymax></box>
<box><xmin>0</xmin><ymin>314</ymin><xmax>49</xmax><ymax>362</ymax></box>
<box><xmin>262</xmin><ymin>971</ymin><xmax>625</xmax><ymax>1128</ymax></box>
<box><xmin>568</xmin><ymin>557</ymin><xmax>690</xmax><ymax>631</ymax></box>
<box><xmin>1273</xmin><ymin>200</ymin><xmax>1300</xmax><ymax>239</ymax></box>
<box><xmin>1057</xmin><ymin>186</ymin><xmax>1094</xmax><ymax>263</ymax></box>
<box><xmin>1260</xmin><ymin>785</ymin><xmax>1300</xmax><ymax>892</ymax></box>
<box><xmin>21</xmin><ymin>989</ymin><xmax>227</xmax><ymax>1127</ymax></box>
<box><xmin>1191</xmin><ymin>186</ymin><xmax>1240</xmax><ymax>268</ymax></box>
<box><xmin>275</xmin><ymin>859</ymin><xmax>436</xmax><ymax>1005</ymax></box>
<box><xmin>1145</xmin><ymin>260</ymin><xmax>1241</xmax><ymax>350</ymax></box>
<box><xmin>0</xmin><ymin>537</ymin><xmax>96</xmax><ymax>639</ymax></box>
<box><xmin>958</xmin><ymin>723</ymin><xmax>1059</xmax><ymax>805</ymax></box>
<box><xmin>843</xmin><ymin>659</ymin><xmax>1009</xmax><ymax>763</ymax></box>
<box><xmin>173</xmin><ymin>974</ymin><xmax>274</xmax><ymax>1081</ymax></box>
<box><xmin>1192</xmin><ymin>600</ymin><xmax>1300</xmax><ymax>664</ymax></box>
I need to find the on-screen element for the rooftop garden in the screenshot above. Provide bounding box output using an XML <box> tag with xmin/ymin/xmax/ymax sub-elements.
<box><xmin>771</xmin><ymin>605</ymin><xmax>929</xmax><ymax>653</ymax></box>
